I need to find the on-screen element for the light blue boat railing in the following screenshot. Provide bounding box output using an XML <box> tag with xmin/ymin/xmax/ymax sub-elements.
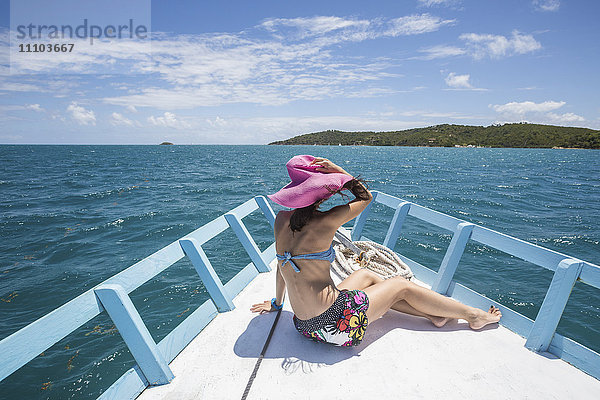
<box><xmin>1</xmin><ymin>190</ymin><xmax>599</xmax><ymax>399</ymax></box>
<box><xmin>0</xmin><ymin>195</ymin><xmax>277</xmax><ymax>399</ymax></box>
<box><xmin>354</xmin><ymin>191</ymin><xmax>600</xmax><ymax>381</ymax></box>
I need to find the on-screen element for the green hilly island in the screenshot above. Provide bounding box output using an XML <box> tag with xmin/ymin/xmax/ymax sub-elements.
<box><xmin>269</xmin><ymin>123</ymin><xmax>600</xmax><ymax>149</ymax></box>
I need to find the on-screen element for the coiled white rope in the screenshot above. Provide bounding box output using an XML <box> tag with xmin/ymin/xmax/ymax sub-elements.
<box><xmin>331</xmin><ymin>239</ymin><xmax>414</xmax><ymax>281</ymax></box>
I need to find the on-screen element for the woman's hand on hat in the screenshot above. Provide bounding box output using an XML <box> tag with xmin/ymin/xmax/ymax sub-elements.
<box><xmin>310</xmin><ymin>157</ymin><xmax>349</xmax><ymax>175</ymax></box>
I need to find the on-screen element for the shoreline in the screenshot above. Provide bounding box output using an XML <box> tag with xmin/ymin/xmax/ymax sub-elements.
<box><xmin>0</xmin><ymin>143</ymin><xmax>598</xmax><ymax>149</ymax></box>
<box><xmin>267</xmin><ymin>123</ymin><xmax>600</xmax><ymax>149</ymax></box>
<box><xmin>266</xmin><ymin>143</ymin><xmax>597</xmax><ymax>149</ymax></box>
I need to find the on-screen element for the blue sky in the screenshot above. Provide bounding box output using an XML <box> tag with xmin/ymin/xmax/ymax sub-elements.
<box><xmin>0</xmin><ymin>0</ymin><xmax>599</xmax><ymax>144</ymax></box>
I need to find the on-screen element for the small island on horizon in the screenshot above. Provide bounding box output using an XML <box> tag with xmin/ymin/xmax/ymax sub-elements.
<box><xmin>268</xmin><ymin>123</ymin><xmax>600</xmax><ymax>149</ymax></box>
<box><xmin>159</xmin><ymin>142</ymin><xmax>174</xmax><ymax>145</ymax></box>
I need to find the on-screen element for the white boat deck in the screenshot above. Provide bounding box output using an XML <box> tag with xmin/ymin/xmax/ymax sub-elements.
<box><xmin>138</xmin><ymin>259</ymin><xmax>600</xmax><ymax>400</ymax></box>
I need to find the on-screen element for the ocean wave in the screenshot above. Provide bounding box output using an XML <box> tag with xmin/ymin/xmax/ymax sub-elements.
<box><xmin>1</xmin><ymin>145</ymin><xmax>598</xmax><ymax>399</ymax></box>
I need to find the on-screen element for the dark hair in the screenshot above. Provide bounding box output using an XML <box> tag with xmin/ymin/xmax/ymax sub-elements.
<box><xmin>289</xmin><ymin>175</ymin><xmax>371</xmax><ymax>233</ymax></box>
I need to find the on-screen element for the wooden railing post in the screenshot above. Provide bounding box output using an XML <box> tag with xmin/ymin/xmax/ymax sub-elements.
<box><xmin>179</xmin><ymin>238</ymin><xmax>235</xmax><ymax>312</ymax></box>
<box><xmin>255</xmin><ymin>195</ymin><xmax>276</xmax><ymax>228</ymax></box>
<box><xmin>351</xmin><ymin>191</ymin><xmax>378</xmax><ymax>241</ymax></box>
<box><xmin>225</xmin><ymin>213</ymin><xmax>271</xmax><ymax>273</ymax></box>
<box><xmin>525</xmin><ymin>258</ymin><xmax>583</xmax><ymax>352</ymax></box>
<box><xmin>431</xmin><ymin>222</ymin><xmax>475</xmax><ymax>295</ymax></box>
<box><xmin>94</xmin><ymin>284</ymin><xmax>174</xmax><ymax>386</ymax></box>
<box><xmin>383</xmin><ymin>201</ymin><xmax>411</xmax><ymax>249</ymax></box>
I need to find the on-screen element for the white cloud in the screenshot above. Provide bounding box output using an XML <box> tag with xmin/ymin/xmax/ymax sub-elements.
<box><xmin>50</xmin><ymin>113</ymin><xmax>66</xmax><ymax>122</ymax></box>
<box><xmin>417</xmin><ymin>0</ymin><xmax>457</xmax><ymax>7</ymax></box>
<box><xmin>412</xmin><ymin>45</ymin><xmax>466</xmax><ymax>60</ymax></box>
<box><xmin>111</xmin><ymin>112</ymin><xmax>139</xmax><ymax>127</ymax></box>
<box><xmin>148</xmin><ymin>112</ymin><xmax>191</xmax><ymax>129</ymax></box>
<box><xmin>533</xmin><ymin>0</ymin><xmax>560</xmax><ymax>12</ymax></box>
<box><xmin>5</xmin><ymin>31</ymin><xmax>152</xmax><ymax>76</ymax></box>
<box><xmin>490</xmin><ymin>100</ymin><xmax>585</xmax><ymax>126</ymax></box>
<box><xmin>546</xmin><ymin>112</ymin><xmax>584</xmax><ymax>123</ymax></box>
<box><xmin>460</xmin><ymin>30</ymin><xmax>541</xmax><ymax>59</ymax></box>
<box><xmin>0</xmin><ymin>82</ymin><xmax>43</xmax><ymax>92</ymax></box>
<box><xmin>385</xmin><ymin>14</ymin><xmax>455</xmax><ymax>36</ymax></box>
<box><xmin>0</xmin><ymin>104</ymin><xmax>45</xmax><ymax>112</ymax></box>
<box><xmin>206</xmin><ymin>116</ymin><xmax>227</xmax><ymax>127</ymax></box>
<box><xmin>445</xmin><ymin>72</ymin><xmax>472</xmax><ymax>89</ymax></box>
<box><xmin>261</xmin><ymin>14</ymin><xmax>453</xmax><ymax>40</ymax></box>
<box><xmin>2</xmin><ymin>16</ymin><xmax>456</xmax><ymax>110</ymax></box>
<box><xmin>414</xmin><ymin>30</ymin><xmax>540</xmax><ymax>60</ymax></box>
<box><xmin>67</xmin><ymin>102</ymin><xmax>96</xmax><ymax>125</ymax></box>
<box><xmin>442</xmin><ymin>71</ymin><xmax>487</xmax><ymax>91</ymax></box>
<box><xmin>26</xmin><ymin>104</ymin><xmax>44</xmax><ymax>112</ymax></box>
<box><xmin>491</xmin><ymin>100</ymin><xmax>565</xmax><ymax>114</ymax></box>
<box><xmin>260</xmin><ymin>16</ymin><xmax>370</xmax><ymax>38</ymax></box>
<box><xmin>101</xmin><ymin>15</ymin><xmax>453</xmax><ymax>109</ymax></box>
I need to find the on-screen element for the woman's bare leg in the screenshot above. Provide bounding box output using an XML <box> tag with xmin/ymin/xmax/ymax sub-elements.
<box><xmin>391</xmin><ymin>300</ymin><xmax>453</xmax><ymax>328</ymax></box>
<box><xmin>362</xmin><ymin>275</ymin><xmax>501</xmax><ymax>330</ymax></box>
<box><xmin>338</xmin><ymin>269</ymin><xmax>453</xmax><ymax>327</ymax></box>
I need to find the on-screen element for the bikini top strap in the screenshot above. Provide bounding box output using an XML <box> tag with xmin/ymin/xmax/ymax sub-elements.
<box><xmin>276</xmin><ymin>243</ymin><xmax>336</xmax><ymax>273</ymax></box>
<box><xmin>277</xmin><ymin>251</ymin><xmax>301</xmax><ymax>272</ymax></box>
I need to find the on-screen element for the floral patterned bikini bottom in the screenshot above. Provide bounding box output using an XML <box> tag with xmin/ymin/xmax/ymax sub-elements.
<box><xmin>292</xmin><ymin>289</ymin><xmax>369</xmax><ymax>347</ymax></box>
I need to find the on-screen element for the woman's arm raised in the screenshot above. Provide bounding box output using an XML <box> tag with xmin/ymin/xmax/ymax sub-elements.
<box><xmin>308</xmin><ymin>157</ymin><xmax>373</xmax><ymax>227</ymax></box>
<box><xmin>326</xmin><ymin>179</ymin><xmax>373</xmax><ymax>227</ymax></box>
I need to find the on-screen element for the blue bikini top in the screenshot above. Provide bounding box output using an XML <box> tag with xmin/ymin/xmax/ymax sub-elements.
<box><xmin>276</xmin><ymin>244</ymin><xmax>336</xmax><ymax>273</ymax></box>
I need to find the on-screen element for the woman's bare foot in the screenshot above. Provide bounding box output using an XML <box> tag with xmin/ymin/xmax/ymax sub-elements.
<box><xmin>468</xmin><ymin>306</ymin><xmax>502</xmax><ymax>330</ymax></box>
<box><xmin>427</xmin><ymin>315</ymin><xmax>453</xmax><ymax>328</ymax></box>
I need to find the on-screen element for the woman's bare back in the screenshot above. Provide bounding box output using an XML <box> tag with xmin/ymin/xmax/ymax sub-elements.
<box><xmin>274</xmin><ymin>209</ymin><xmax>342</xmax><ymax>320</ymax></box>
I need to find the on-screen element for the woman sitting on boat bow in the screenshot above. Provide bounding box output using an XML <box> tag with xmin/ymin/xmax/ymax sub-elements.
<box><xmin>251</xmin><ymin>155</ymin><xmax>502</xmax><ymax>346</ymax></box>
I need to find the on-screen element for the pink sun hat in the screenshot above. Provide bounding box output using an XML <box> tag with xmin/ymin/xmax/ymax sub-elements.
<box><xmin>268</xmin><ymin>155</ymin><xmax>354</xmax><ymax>208</ymax></box>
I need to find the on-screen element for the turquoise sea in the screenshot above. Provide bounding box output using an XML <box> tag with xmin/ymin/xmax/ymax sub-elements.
<box><xmin>1</xmin><ymin>145</ymin><xmax>599</xmax><ymax>399</ymax></box>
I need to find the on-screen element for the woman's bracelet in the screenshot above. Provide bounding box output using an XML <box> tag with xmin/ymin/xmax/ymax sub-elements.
<box><xmin>271</xmin><ymin>297</ymin><xmax>283</xmax><ymax>310</ymax></box>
